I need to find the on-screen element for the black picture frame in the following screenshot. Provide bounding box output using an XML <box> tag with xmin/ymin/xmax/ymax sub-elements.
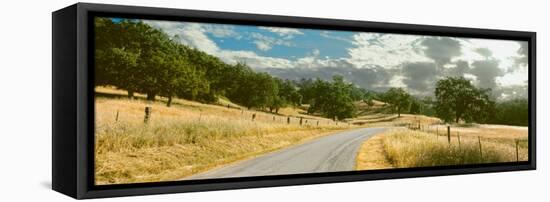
<box><xmin>52</xmin><ymin>2</ymin><xmax>536</xmax><ymax>199</ymax></box>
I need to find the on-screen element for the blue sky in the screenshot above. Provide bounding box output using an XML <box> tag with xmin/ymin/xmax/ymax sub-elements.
<box><xmin>203</xmin><ymin>24</ymin><xmax>354</xmax><ymax>60</ymax></box>
<box><xmin>134</xmin><ymin>18</ymin><xmax>528</xmax><ymax>100</ymax></box>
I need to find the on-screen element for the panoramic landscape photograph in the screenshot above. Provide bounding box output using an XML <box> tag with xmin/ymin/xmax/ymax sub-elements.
<box><xmin>94</xmin><ymin>17</ymin><xmax>529</xmax><ymax>185</ymax></box>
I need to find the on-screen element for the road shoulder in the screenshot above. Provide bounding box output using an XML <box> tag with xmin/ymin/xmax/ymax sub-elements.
<box><xmin>355</xmin><ymin>133</ymin><xmax>394</xmax><ymax>170</ymax></box>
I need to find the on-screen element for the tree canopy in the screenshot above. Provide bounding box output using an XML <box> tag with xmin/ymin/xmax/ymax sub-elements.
<box><xmin>382</xmin><ymin>87</ymin><xmax>411</xmax><ymax>117</ymax></box>
<box><xmin>306</xmin><ymin>75</ymin><xmax>357</xmax><ymax>120</ymax></box>
<box><xmin>434</xmin><ymin>77</ymin><xmax>495</xmax><ymax>123</ymax></box>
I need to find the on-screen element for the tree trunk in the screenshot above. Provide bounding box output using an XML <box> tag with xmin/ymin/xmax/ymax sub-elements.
<box><xmin>166</xmin><ymin>96</ymin><xmax>172</xmax><ymax>107</ymax></box>
<box><xmin>455</xmin><ymin>106</ymin><xmax>463</xmax><ymax>123</ymax></box>
<box><xmin>127</xmin><ymin>90</ymin><xmax>134</xmax><ymax>99</ymax></box>
<box><xmin>147</xmin><ymin>93</ymin><xmax>156</xmax><ymax>101</ymax></box>
<box><xmin>397</xmin><ymin>106</ymin><xmax>401</xmax><ymax>117</ymax></box>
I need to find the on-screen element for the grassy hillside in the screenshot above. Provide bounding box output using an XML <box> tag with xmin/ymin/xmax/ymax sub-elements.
<box><xmin>354</xmin><ymin>99</ymin><xmax>389</xmax><ymax>116</ymax></box>
<box><xmin>95</xmin><ymin>87</ymin><xmax>353</xmax><ymax>185</ymax></box>
<box><xmin>351</xmin><ymin>113</ymin><xmax>442</xmax><ymax>127</ymax></box>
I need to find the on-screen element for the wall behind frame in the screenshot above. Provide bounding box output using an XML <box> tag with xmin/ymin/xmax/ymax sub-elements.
<box><xmin>0</xmin><ymin>0</ymin><xmax>547</xmax><ymax>201</ymax></box>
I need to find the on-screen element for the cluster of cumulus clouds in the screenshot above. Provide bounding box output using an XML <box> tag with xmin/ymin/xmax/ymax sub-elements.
<box><xmin>143</xmin><ymin>19</ymin><xmax>528</xmax><ymax>100</ymax></box>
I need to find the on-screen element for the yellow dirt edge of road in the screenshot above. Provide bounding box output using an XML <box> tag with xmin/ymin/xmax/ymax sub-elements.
<box><xmin>355</xmin><ymin>134</ymin><xmax>394</xmax><ymax>170</ymax></box>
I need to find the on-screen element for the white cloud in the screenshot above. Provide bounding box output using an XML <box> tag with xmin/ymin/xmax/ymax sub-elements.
<box><xmin>259</xmin><ymin>27</ymin><xmax>304</xmax><ymax>39</ymax></box>
<box><xmin>250</xmin><ymin>32</ymin><xmax>293</xmax><ymax>51</ymax></box>
<box><xmin>496</xmin><ymin>68</ymin><xmax>528</xmax><ymax>86</ymax></box>
<box><xmin>176</xmin><ymin>23</ymin><xmax>221</xmax><ymax>54</ymax></box>
<box><xmin>456</xmin><ymin>38</ymin><xmax>522</xmax><ymax>72</ymax></box>
<box><xmin>388</xmin><ymin>75</ymin><xmax>406</xmax><ymax>88</ymax></box>
<box><xmin>463</xmin><ymin>73</ymin><xmax>478</xmax><ymax>82</ymax></box>
<box><xmin>144</xmin><ymin>20</ymin><xmax>220</xmax><ymax>54</ymax></box>
<box><xmin>347</xmin><ymin>33</ymin><xmax>430</xmax><ymax>68</ymax></box>
<box><xmin>218</xmin><ymin>50</ymin><xmax>294</xmax><ymax>68</ymax></box>
<box><xmin>311</xmin><ymin>49</ymin><xmax>320</xmax><ymax>56</ymax></box>
<box><xmin>320</xmin><ymin>31</ymin><xmax>350</xmax><ymax>42</ymax></box>
<box><xmin>455</xmin><ymin>38</ymin><xmax>527</xmax><ymax>87</ymax></box>
<box><xmin>254</xmin><ymin>41</ymin><xmax>272</xmax><ymax>51</ymax></box>
<box><xmin>202</xmin><ymin>24</ymin><xmax>240</xmax><ymax>39</ymax></box>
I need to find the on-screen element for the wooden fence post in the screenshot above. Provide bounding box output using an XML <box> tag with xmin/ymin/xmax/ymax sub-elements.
<box><xmin>115</xmin><ymin>110</ymin><xmax>119</xmax><ymax>122</ymax></box>
<box><xmin>144</xmin><ymin>106</ymin><xmax>151</xmax><ymax>123</ymax></box>
<box><xmin>300</xmin><ymin>117</ymin><xmax>303</xmax><ymax>125</ymax></box>
<box><xmin>457</xmin><ymin>132</ymin><xmax>461</xmax><ymax>149</ymax></box>
<box><xmin>515</xmin><ymin>139</ymin><xmax>519</xmax><ymax>162</ymax></box>
<box><xmin>478</xmin><ymin>136</ymin><xmax>483</xmax><ymax>161</ymax></box>
<box><xmin>273</xmin><ymin>116</ymin><xmax>275</xmax><ymax>121</ymax></box>
<box><xmin>252</xmin><ymin>113</ymin><xmax>256</xmax><ymax>121</ymax></box>
<box><xmin>287</xmin><ymin>117</ymin><xmax>290</xmax><ymax>124</ymax></box>
<box><xmin>447</xmin><ymin>126</ymin><xmax>451</xmax><ymax>144</ymax></box>
<box><xmin>317</xmin><ymin>120</ymin><xmax>319</xmax><ymax>126</ymax></box>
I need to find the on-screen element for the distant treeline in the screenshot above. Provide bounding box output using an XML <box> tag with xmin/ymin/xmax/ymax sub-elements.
<box><xmin>371</xmin><ymin>77</ymin><xmax>528</xmax><ymax>126</ymax></box>
<box><xmin>94</xmin><ymin>18</ymin><xmax>528</xmax><ymax>125</ymax></box>
<box><xmin>491</xmin><ymin>99</ymin><xmax>528</xmax><ymax>126</ymax></box>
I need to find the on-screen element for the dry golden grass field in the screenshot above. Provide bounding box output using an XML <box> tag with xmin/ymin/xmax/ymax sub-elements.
<box><xmin>95</xmin><ymin>87</ymin><xmax>529</xmax><ymax>183</ymax></box>
<box><xmin>95</xmin><ymin>87</ymin><xmax>353</xmax><ymax>185</ymax></box>
<box><xmin>356</xmin><ymin>126</ymin><xmax>528</xmax><ymax>170</ymax></box>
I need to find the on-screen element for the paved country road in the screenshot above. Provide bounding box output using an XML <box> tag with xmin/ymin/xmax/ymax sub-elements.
<box><xmin>184</xmin><ymin>127</ymin><xmax>387</xmax><ymax>180</ymax></box>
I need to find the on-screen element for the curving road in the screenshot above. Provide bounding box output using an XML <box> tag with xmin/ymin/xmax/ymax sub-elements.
<box><xmin>184</xmin><ymin>127</ymin><xmax>387</xmax><ymax>180</ymax></box>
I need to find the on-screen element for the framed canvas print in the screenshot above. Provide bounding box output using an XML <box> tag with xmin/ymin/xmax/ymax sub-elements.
<box><xmin>52</xmin><ymin>3</ymin><xmax>536</xmax><ymax>199</ymax></box>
